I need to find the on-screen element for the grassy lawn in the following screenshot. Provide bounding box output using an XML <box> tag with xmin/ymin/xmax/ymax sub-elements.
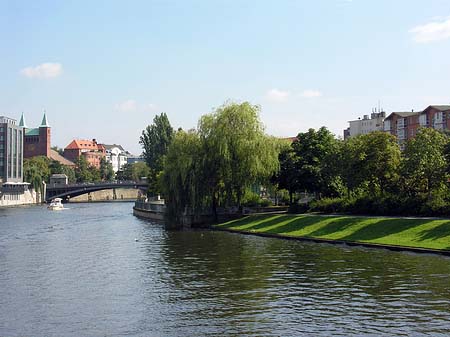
<box><xmin>215</xmin><ymin>214</ymin><xmax>450</xmax><ymax>251</ymax></box>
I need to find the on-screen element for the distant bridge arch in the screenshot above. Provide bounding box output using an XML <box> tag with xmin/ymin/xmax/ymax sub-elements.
<box><xmin>45</xmin><ymin>181</ymin><xmax>148</xmax><ymax>202</ymax></box>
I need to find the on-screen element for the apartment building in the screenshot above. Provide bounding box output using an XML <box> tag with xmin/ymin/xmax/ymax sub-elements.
<box><xmin>383</xmin><ymin>105</ymin><xmax>450</xmax><ymax>148</ymax></box>
<box><xmin>343</xmin><ymin>111</ymin><xmax>386</xmax><ymax>139</ymax></box>
<box><xmin>103</xmin><ymin>144</ymin><xmax>128</xmax><ymax>172</ymax></box>
<box><xmin>383</xmin><ymin>111</ymin><xmax>419</xmax><ymax>148</ymax></box>
<box><xmin>0</xmin><ymin>116</ymin><xmax>23</xmax><ymax>183</ymax></box>
<box><xmin>419</xmin><ymin>105</ymin><xmax>450</xmax><ymax>130</ymax></box>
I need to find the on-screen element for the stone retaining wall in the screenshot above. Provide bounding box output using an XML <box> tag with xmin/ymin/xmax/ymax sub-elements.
<box><xmin>0</xmin><ymin>189</ymin><xmax>39</xmax><ymax>207</ymax></box>
<box><xmin>69</xmin><ymin>188</ymin><xmax>140</xmax><ymax>202</ymax></box>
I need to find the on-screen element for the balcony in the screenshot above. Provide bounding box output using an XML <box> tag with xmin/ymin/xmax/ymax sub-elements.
<box><xmin>397</xmin><ymin>129</ymin><xmax>406</xmax><ymax>140</ymax></box>
<box><xmin>397</xmin><ymin>118</ymin><xmax>406</xmax><ymax>129</ymax></box>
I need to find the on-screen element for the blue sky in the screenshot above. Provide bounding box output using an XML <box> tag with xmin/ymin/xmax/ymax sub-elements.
<box><xmin>2</xmin><ymin>0</ymin><xmax>450</xmax><ymax>154</ymax></box>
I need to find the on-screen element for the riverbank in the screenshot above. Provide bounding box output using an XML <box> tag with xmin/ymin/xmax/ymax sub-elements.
<box><xmin>214</xmin><ymin>214</ymin><xmax>450</xmax><ymax>255</ymax></box>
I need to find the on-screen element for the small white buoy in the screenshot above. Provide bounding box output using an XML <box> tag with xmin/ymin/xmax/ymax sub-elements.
<box><xmin>135</xmin><ymin>238</ymin><xmax>139</xmax><ymax>242</ymax></box>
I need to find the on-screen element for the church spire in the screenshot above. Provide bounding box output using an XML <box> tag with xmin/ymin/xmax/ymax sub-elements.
<box><xmin>40</xmin><ymin>110</ymin><xmax>50</xmax><ymax>127</ymax></box>
<box><xmin>19</xmin><ymin>112</ymin><xmax>27</xmax><ymax>128</ymax></box>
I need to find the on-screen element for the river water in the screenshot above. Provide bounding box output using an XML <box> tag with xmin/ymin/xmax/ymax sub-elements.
<box><xmin>1</xmin><ymin>202</ymin><xmax>450</xmax><ymax>336</ymax></box>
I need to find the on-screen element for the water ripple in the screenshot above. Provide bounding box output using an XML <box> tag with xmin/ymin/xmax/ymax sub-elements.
<box><xmin>1</xmin><ymin>203</ymin><xmax>450</xmax><ymax>336</ymax></box>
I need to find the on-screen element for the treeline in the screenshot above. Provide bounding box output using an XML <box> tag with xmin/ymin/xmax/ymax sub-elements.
<box><xmin>24</xmin><ymin>156</ymin><xmax>114</xmax><ymax>190</ymax></box>
<box><xmin>141</xmin><ymin>102</ymin><xmax>450</xmax><ymax>218</ymax></box>
<box><xmin>278</xmin><ymin>127</ymin><xmax>450</xmax><ymax>216</ymax></box>
<box><xmin>24</xmin><ymin>156</ymin><xmax>150</xmax><ymax>191</ymax></box>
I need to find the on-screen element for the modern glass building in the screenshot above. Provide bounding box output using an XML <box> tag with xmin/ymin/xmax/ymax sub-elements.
<box><xmin>0</xmin><ymin>116</ymin><xmax>23</xmax><ymax>183</ymax></box>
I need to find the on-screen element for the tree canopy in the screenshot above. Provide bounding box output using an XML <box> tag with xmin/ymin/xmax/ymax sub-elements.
<box><xmin>401</xmin><ymin>127</ymin><xmax>448</xmax><ymax>196</ymax></box>
<box><xmin>139</xmin><ymin>113</ymin><xmax>174</xmax><ymax>172</ymax></box>
<box><xmin>162</xmin><ymin>102</ymin><xmax>281</xmax><ymax>219</ymax></box>
<box><xmin>291</xmin><ymin>127</ymin><xmax>339</xmax><ymax>196</ymax></box>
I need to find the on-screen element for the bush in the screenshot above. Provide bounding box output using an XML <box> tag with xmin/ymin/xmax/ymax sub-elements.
<box><xmin>309</xmin><ymin>197</ymin><xmax>352</xmax><ymax>214</ymax></box>
<box><xmin>242</xmin><ymin>191</ymin><xmax>273</xmax><ymax>207</ymax></box>
<box><xmin>259</xmin><ymin>198</ymin><xmax>273</xmax><ymax>207</ymax></box>
<box><xmin>419</xmin><ymin>194</ymin><xmax>450</xmax><ymax>216</ymax></box>
<box><xmin>303</xmin><ymin>191</ymin><xmax>450</xmax><ymax>217</ymax></box>
<box><xmin>289</xmin><ymin>203</ymin><xmax>309</xmax><ymax>214</ymax></box>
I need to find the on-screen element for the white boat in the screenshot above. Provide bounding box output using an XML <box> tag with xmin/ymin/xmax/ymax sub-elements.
<box><xmin>47</xmin><ymin>198</ymin><xmax>64</xmax><ymax>210</ymax></box>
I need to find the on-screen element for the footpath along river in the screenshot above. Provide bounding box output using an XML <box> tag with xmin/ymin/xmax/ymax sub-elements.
<box><xmin>0</xmin><ymin>202</ymin><xmax>450</xmax><ymax>336</ymax></box>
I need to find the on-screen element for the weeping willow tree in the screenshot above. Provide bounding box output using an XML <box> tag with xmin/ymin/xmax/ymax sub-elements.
<box><xmin>199</xmin><ymin>101</ymin><xmax>280</xmax><ymax>209</ymax></box>
<box><xmin>161</xmin><ymin>129</ymin><xmax>206</xmax><ymax>222</ymax></box>
<box><xmin>162</xmin><ymin>101</ymin><xmax>281</xmax><ymax>221</ymax></box>
<box><xmin>23</xmin><ymin>156</ymin><xmax>50</xmax><ymax>198</ymax></box>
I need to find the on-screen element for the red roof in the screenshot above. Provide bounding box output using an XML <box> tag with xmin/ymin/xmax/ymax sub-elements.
<box><xmin>64</xmin><ymin>139</ymin><xmax>103</xmax><ymax>151</ymax></box>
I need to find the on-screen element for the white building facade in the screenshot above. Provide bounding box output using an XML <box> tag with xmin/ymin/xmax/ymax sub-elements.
<box><xmin>344</xmin><ymin>111</ymin><xmax>386</xmax><ymax>139</ymax></box>
<box><xmin>103</xmin><ymin>144</ymin><xmax>128</xmax><ymax>173</ymax></box>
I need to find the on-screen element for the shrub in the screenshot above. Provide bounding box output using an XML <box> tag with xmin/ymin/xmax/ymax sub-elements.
<box><xmin>242</xmin><ymin>191</ymin><xmax>273</xmax><ymax>207</ymax></box>
<box><xmin>259</xmin><ymin>198</ymin><xmax>273</xmax><ymax>207</ymax></box>
<box><xmin>242</xmin><ymin>192</ymin><xmax>260</xmax><ymax>207</ymax></box>
<box><xmin>309</xmin><ymin>197</ymin><xmax>350</xmax><ymax>213</ymax></box>
<box><xmin>289</xmin><ymin>203</ymin><xmax>309</xmax><ymax>214</ymax></box>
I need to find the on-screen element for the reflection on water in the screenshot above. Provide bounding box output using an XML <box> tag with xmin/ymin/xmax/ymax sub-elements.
<box><xmin>0</xmin><ymin>203</ymin><xmax>450</xmax><ymax>336</ymax></box>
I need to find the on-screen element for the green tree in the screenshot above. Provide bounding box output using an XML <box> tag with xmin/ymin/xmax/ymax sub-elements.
<box><xmin>116</xmin><ymin>162</ymin><xmax>150</xmax><ymax>182</ymax></box>
<box><xmin>198</xmin><ymin>102</ymin><xmax>280</xmax><ymax>209</ymax></box>
<box><xmin>61</xmin><ymin>166</ymin><xmax>76</xmax><ymax>183</ymax></box>
<box><xmin>23</xmin><ymin>156</ymin><xmax>50</xmax><ymax>191</ymax></box>
<box><xmin>292</xmin><ymin>127</ymin><xmax>338</xmax><ymax>197</ymax></box>
<box><xmin>131</xmin><ymin>162</ymin><xmax>150</xmax><ymax>181</ymax></box>
<box><xmin>48</xmin><ymin>159</ymin><xmax>76</xmax><ymax>184</ymax></box>
<box><xmin>340</xmin><ymin>132</ymin><xmax>401</xmax><ymax>196</ymax></box>
<box><xmin>90</xmin><ymin>165</ymin><xmax>101</xmax><ymax>182</ymax></box>
<box><xmin>401</xmin><ymin>127</ymin><xmax>449</xmax><ymax>197</ymax></box>
<box><xmin>162</xmin><ymin>102</ymin><xmax>281</xmax><ymax>220</ymax></box>
<box><xmin>74</xmin><ymin>156</ymin><xmax>92</xmax><ymax>182</ymax></box>
<box><xmin>139</xmin><ymin>113</ymin><xmax>174</xmax><ymax>172</ymax></box>
<box><xmin>273</xmin><ymin>143</ymin><xmax>299</xmax><ymax>204</ymax></box>
<box><xmin>116</xmin><ymin>163</ymin><xmax>132</xmax><ymax>181</ymax></box>
<box><xmin>361</xmin><ymin>132</ymin><xmax>401</xmax><ymax>195</ymax></box>
<box><xmin>100</xmin><ymin>157</ymin><xmax>114</xmax><ymax>181</ymax></box>
<box><xmin>49</xmin><ymin>159</ymin><xmax>63</xmax><ymax>175</ymax></box>
<box><xmin>162</xmin><ymin>129</ymin><xmax>204</xmax><ymax>219</ymax></box>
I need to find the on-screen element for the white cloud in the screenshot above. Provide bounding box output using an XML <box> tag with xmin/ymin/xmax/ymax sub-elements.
<box><xmin>409</xmin><ymin>18</ymin><xmax>450</xmax><ymax>43</ymax></box>
<box><xmin>301</xmin><ymin>89</ymin><xmax>323</xmax><ymax>98</ymax></box>
<box><xmin>115</xmin><ymin>99</ymin><xmax>137</xmax><ymax>112</ymax></box>
<box><xmin>266</xmin><ymin>88</ymin><xmax>290</xmax><ymax>102</ymax></box>
<box><xmin>20</xmin><ymin>62</ymin><xmax>63</xmax><ymax>78</ymax></box>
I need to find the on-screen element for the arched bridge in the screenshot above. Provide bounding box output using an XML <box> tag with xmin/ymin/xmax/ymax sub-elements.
<box><xmin>45</xmin><ymin>181</ymin><xmax>148</xmax><ymax>202</ymax></box>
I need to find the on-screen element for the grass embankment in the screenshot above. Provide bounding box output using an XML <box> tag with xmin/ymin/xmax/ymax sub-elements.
<box><xmin>215</xmin><ymin>214</ymin><xmax>450</xmax><ymax>252</ymax></box>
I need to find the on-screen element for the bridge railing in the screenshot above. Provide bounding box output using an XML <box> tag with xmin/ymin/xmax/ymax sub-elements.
<box><xmin>47</xmin><ymin>180</ymin><xmax>147</xmax><ymax>189</ymax></box>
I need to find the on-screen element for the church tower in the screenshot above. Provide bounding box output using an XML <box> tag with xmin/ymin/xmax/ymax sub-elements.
<box><xmin>39</xmin><ymin>111</ymin><xmax>51</xmax><ymax>157</ymax></box>
<box><xmin>23</xmin><ymin>111</ymin><xmax>52</xmax><ymax>158</ymax></box>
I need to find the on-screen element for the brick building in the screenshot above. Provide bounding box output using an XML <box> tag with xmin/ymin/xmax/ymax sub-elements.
<box><xmin>63</xmin><ymin>139</ymin><xmax>106</xmax><ymax>169</ymax></box>
<box><xmin>21</xmin><ymin>112</ymin><xmax>75</xmax><ymax>166</ymax></box>
<box><xmin>419</xmin><ymin>105</ymin><xmax>450</xmax><ymax>130</ymax></box>
<box><xmin>383</xmin><ymin>111</ymin><xmax>419</xmax><ymax>148</ymax></box>
<box><xmin>383</xmin><ymin>105</ymin><xmax>450</xmax><ymax>149</ymax></box>
<box><xmin>22</xmin><ymin>112</ymin><xmax>51</xmax><ymax>158</ymax></box>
